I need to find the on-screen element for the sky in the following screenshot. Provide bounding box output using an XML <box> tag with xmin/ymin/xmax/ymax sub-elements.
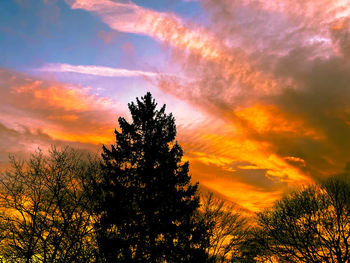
<box><xmin>1</xmin><ymin>0</ymin><xmax>350</xmax><ymax>212</ymax></box>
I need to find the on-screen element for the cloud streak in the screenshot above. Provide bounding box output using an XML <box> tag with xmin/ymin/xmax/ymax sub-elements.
<box><xmin>68</xmin><ymin>0</ymin><xmax>221</xmax><ymax>58</ymax></box>
<box><xmin>40</xmin><ymin>63</ymin><xmax>160</xmax><ymax>78</ymax></box>
<box><xmin>68</xmin><ymin>0</ymin><xmax>281</xmax><ymax>99</ymax></box>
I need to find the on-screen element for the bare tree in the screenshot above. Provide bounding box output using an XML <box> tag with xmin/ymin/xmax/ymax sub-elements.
<box><xmin>199</xmin><ymin>192</ymin><xmax>248</xmax><ymax>263</ymax></box>
<box><xmin>0</xmin><ymin>147</ymin><xmax>101</xmax><ymax>262</ymax></box>
<box><xmin>257</xmin><ymin>176</ymin><xmax>350</xmax><ymax>263</ymax></box>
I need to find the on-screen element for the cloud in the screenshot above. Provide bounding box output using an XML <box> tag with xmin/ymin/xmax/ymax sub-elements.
<box><xmin>68</xmin><ymin>0</ymin><xmax>245</xmax><ymax>62</ymax></box>
<box><xmin>0</xmin><ymin>121</ymin><xmax>95</xmax><ymax>168</ymax></box>
<box><xmin>199</xmin><ymin>0</ymin><xmax>350</xmax><ymax>82</ymax></box>
<box><xmin>8</xmin><ymin>0</ymin><xmax>350</xmax><ymax>211</ymax></box>
<box><xmin>0</xmin><ymin>68</ymin><xmax>121</xmax><ymax>158</ymax></box>
<box><xmin>65</xmin><ymin>0</ymin><xmax>325</xmax><ymax>210</ymax></box>
<box><xmin>163</xmin><ymin>0</ymin><xmax>350</xmax><ymax>186</ymax></box>
<box><xmin>68</xmin><ymin>0</ymin><xmax>283</xmax><ymax>108</ymax></box>
<box><xmin>39</xmin><ymin>63</ymin><xmax>161</xmax><ymax>78</ymax></box>
<box><xmin>0</xmin><ymin>67</ymin><xmax>207</xmax><ymax>168</ymax></box>
<box><xmin>95</xmin><ymin>0</ymin><xmax>350</xmax><ymax>207</ymax></box>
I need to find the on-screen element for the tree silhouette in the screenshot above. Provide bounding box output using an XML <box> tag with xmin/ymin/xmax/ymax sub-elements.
<box><xmin>0</xmin><ymin>147</ymin><xmax>100</xmax><ymax>263</ymax></box>
<box><xmin>198</xmin><ymin>192</ymin><xmax>248</xmax><ymax>262</ymax></box>
<box><xmin>96</xmin><ymin>92</ymin><xmax>209</xmax><ymax>262</ymax></box>
<box><xmin>257</xmin><ymin>176</ymin><xmax>350</xmax><ymax>263</ymax></box>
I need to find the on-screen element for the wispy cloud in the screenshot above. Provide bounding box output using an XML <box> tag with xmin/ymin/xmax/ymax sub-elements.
<box><xmin>68</xmin><ymin>0</ymin><xmax>280</xmax><ymax>97</ymax></box>
<box><xmin>68</xmin><ymin>0</ymin><xmax>220</xmax><ymax>58</ymax></box>
<box><xmin>40</xmin><ymin>63</ymin><xmax>161</xmax><ymax>78</ymax></box>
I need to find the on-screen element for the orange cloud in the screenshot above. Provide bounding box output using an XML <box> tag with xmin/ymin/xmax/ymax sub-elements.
<box><xmin>0</xmin><ymin>68</ymin><xmax>119</xmax><ymax>151</ymax></box>
<box><xmin>11</xmin><ymin>78</ymin><xmax>113</xmax><ymax>112</ymax></box>
<box><xmin>43</xmin><ymin>128</ymin><xmax>114</xmax><ymax>145</ymax></box>
<box><xmin>47</xmin><ymin>114</ymin><xmax>79</xmax><ymax>122</ymax></box>
<box><xmin>332</xmin><ymin>21</ymin><xmax>345</xmax><ymax>31</ymax></box>
<box><xmin>200</xmin><ymin>178</ymin><xmax>283</xmax><ymax>212</ymax></box>
<box><xmin>234</xmin><ymin>104</ymin><xmax>323</xmax><ymax>139</ymax></box>
<box><xmin>179</xmin><ymin>114</ymin><xmax>313</xmax><ymax>185</ymax></box>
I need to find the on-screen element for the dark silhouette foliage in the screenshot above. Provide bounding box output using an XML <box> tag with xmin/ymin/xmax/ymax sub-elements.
<box><xmin>96</xmin><ymin>92</ymin><xmax>209</xmax><ymax>262</ymax></box>
<box><xmin>199</xmin><ymin>192</ymin><xmax>248</xmax><ymax>263</ymax></box>
<box><xmin>235</xmin><ymin>227</ymin><xmax>273</xmax><ymax>263</ymax></box>
<box><xmin>0</xmin><ymin>147</ymin><xmax>100</xmax><ymax>263</ymax></box>
<box><xmin>257</xmin><ymin>176</ymin><xmax>350</xmax><ymax>263</ymax></box>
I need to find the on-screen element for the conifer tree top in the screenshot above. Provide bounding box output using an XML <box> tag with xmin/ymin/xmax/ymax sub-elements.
<box><xmin>97</xmin><ymin>92</ymin><xmax>209</xmax><ymax>262</ymax></box>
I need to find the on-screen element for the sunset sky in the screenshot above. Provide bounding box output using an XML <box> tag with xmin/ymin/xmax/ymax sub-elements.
<box><xmin>2</xmin><ymin>0</ymin><xmax>350</xmax><ymax>212</ymax></box>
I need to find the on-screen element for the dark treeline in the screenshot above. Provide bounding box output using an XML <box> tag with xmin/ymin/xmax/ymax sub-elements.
<box><xmin>0</xmin><ymin>93</ymin><xmax>350</xmax><ymax>262</ymax></box>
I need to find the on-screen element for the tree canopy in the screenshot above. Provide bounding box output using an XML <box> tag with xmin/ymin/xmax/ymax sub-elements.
<box><xmin>257</xmin><ymin>176</ymin><xmax>350</xmax><ymax>263</ymax></box>
<box><xmin>199</xmin><ymin>192</ymin><xmax>248</xmax><ymax>263</ymax></box>
<box><xmin>0</xmin><ymin>147</ymin><xmax>100</xmax><ymax>263</ymax></box>
<box><xmin>95</xmin><ymin>92</ymin><xmax>209</xmax><ymax>262</ymax></box>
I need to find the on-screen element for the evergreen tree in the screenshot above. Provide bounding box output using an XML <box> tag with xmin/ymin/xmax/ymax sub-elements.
<box><xmin>96</xmin><ymin>93</ymin><xmax>209</xmax><ymax>262</ymax></box>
